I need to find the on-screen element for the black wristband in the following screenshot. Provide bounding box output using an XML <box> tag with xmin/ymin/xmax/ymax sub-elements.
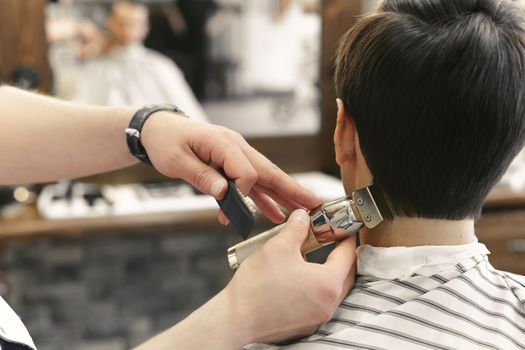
<box><xmin>125</xmin><ymin>104</ymin><xmax>187</xmax><ymax>167</ymax></box>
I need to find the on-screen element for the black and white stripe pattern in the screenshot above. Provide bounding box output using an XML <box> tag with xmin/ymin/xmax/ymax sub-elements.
<box><xmin>245</xmin><ymin>246</ymin><xmax>525</xmax><ymax>350</ymax></box>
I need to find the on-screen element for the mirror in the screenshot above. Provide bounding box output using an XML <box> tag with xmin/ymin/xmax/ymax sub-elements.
<box><xmin>46</xmin><ymin>0</ymin><xmax>322</xmax><ymax>138</ymax></box>
<box><xmin>202</xmin><ymin>0</ymin><xmax>321</xmax><ymax>137</ymax></box>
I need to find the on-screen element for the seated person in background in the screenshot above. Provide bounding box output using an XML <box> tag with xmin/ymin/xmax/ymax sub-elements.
<box><xmin>249</xmin><ymin>0</ymin><xmax>525</xmax><ymax>348</ymax></box>
<box><xmin>73</xmin><ymin>0</ymin><xmax>208</xmax><ymax>122</ymax></box>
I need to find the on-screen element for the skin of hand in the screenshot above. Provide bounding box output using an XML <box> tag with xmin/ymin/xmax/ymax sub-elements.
<box><xmin>225</xmin><ymin>209</ymin><xmax>357</xmax><ymax>343</ymax></box>
<box><xmin>141</xmin><ymin>112</ymin><xmax>323</xmax><ymax>223</ymax></box>
<box><xmin>134</xmin><ymin>209</ymin><xmax>357</xmax><ymax>350</ymax></box>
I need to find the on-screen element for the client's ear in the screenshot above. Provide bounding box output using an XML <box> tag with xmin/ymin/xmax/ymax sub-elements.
<box><xmin>334</xmin><ymin>99</ymin><xmax>374</xmax><ymax>191</ymax></box>
<box><xmin>334</xmin><ymin>99</ymin><xmax>357</xmax><ymax>167</ymax></box>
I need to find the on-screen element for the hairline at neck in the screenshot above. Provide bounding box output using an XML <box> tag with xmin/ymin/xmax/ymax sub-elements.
<box><xmin>359</xmin><ymin>216</ymin><xmax>476</xmax><ymax>247</ymax></box>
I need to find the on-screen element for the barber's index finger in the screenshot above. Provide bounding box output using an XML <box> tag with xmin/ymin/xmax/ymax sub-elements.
<box><xmin>216</xmin><ymin>144</ymin><xmax>258</xmax><ymax>196</ymax></box>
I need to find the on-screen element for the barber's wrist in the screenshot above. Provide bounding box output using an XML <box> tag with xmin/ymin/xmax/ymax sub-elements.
<box><xmin>217</xmin><ymin>287</ymin><xmax>257</xmax><ymax>348</ymax></box>
<box><xmin>126</xmin><ymin>105</ymin><xmax>187</xmax><ymax>167</ymax></box>
<box><xmin>164</xmin><ymin>288</ymin><xmax>252</xmax><ymax>350</ymax></box>
<box><xmin>140</xmin><ymin>111</ymin><xmax>180</xmax><ymax>150</ymax></box>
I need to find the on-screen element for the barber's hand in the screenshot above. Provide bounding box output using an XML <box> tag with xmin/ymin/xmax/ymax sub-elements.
<box><xmin>140</xmin><ymin>114</ymin><xmax>322</xmax><ymax>223</ymax></box>
<box><xmin>135</xmin><ymin>209</ymin><xmax>356</xmax><ymax>350</ymax></box>
<box><xmin>224</xmin><ymin>209</ymin><xmax>357</xmax><ymax>345</ymax></box>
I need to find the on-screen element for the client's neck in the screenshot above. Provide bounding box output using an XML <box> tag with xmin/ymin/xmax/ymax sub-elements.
<box><xmin>359</xmin><ymin>217</ymin><xmax>476</xmax><ymax>247</ymax></box>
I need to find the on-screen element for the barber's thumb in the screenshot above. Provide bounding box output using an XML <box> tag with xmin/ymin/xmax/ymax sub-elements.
<box><xmin>281</xmin><ymin>209</ymin><xmax>310</xmax><ymax>247</ymax></box>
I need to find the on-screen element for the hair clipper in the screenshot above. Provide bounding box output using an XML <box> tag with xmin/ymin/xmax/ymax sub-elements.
<box><xmin>227</xmin><ymin>184</ymin><xmax>392</xmax><ymax>270</ymax></box>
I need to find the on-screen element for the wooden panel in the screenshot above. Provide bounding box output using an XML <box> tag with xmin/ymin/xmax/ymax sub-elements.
<box><xmin>320</xmin><ymin>0</ymin><xmax>361</xmax><ymax>176</ymax></box>
<box><xmin>249</xmin><ymin>135</ymin><xmax>322</xmax><ymax>173</ymax></box>
<box><xmin>481</xmin><ymin>190</ymin><xmax>525</xmax><ymax>275</ymax></box>
<box><xmin>0</xmin><ymin>0</ymin><xmax>52</xmax><ymax>92</ymax></box>
<box><xmin>484</xmin><ymin>187</ymin><xmax>525</xmax><ymax>209</ymax></box>
<box><xmin>476</xmin><ymin>209</ymin><xmax>525</xmax><ymax>274</ymax></box>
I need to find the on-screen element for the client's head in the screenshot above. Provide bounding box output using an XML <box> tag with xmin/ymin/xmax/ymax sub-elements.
<box><xmin>334</xmin><ymin>0</ymin><xmax>525</xmax><ymax>220</ymax></box>
<box><xmin>107</xmin><ymin>0</ymin><xmax>149</xmax><ymax>46</ymax></box>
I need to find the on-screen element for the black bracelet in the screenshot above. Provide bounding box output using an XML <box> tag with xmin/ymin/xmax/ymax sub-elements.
<box><xmin>125</xmin><ymin>104</ymin><xmax>187</xmax><ymax>167</ymax></box>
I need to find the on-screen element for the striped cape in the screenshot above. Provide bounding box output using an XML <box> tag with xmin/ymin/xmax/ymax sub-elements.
<box><xmin>245</xmin><ymin>244</ymin><xmax>525</xmax><ymax>350</ymax></box>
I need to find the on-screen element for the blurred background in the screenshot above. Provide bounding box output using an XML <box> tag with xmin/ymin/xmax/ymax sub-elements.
<box><xmin>0</xmin><ymin>1</ymin><xmax>524</xmax><ymax>349</ymax></box>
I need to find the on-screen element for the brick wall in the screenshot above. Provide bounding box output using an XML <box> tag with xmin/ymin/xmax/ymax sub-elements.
<box><xmin>0</xmin><ymin>227</ymin><xmax>249</xmax><ymax>350</ymax></box>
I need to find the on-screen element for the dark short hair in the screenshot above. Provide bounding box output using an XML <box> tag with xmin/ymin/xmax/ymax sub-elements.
<box><xmin>334</xmin><ymin>0</ymin><xmax>525</xmax><ymax>219</ymax></box>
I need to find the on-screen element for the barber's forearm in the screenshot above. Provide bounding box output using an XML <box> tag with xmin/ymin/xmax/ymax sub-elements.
<box><xmin>135</xmin><ymin>289</ymin><xmax>252</xmax><ymax>350</ymax></box>
<box><xmin>0</xmin><ymin>86</ymin><xmax>138</xmax><ymax>184</ymax></box>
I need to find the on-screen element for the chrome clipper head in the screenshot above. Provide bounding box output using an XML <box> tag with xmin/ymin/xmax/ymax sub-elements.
<box><xmin>226</xmin><ymin>183</ymin><xmax>392</xmax><ymax>270</ymax></box>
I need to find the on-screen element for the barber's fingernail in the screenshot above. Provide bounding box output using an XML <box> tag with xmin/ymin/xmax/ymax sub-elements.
<box><xmin>290</xmin><ymin>209</ymin><xmax>309</xmax><ymax>224</ymax></box>
<box><xmin>211</xmin><ymin>179</ymin><xmax>226</xmax><ymax>198</ymax></box>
